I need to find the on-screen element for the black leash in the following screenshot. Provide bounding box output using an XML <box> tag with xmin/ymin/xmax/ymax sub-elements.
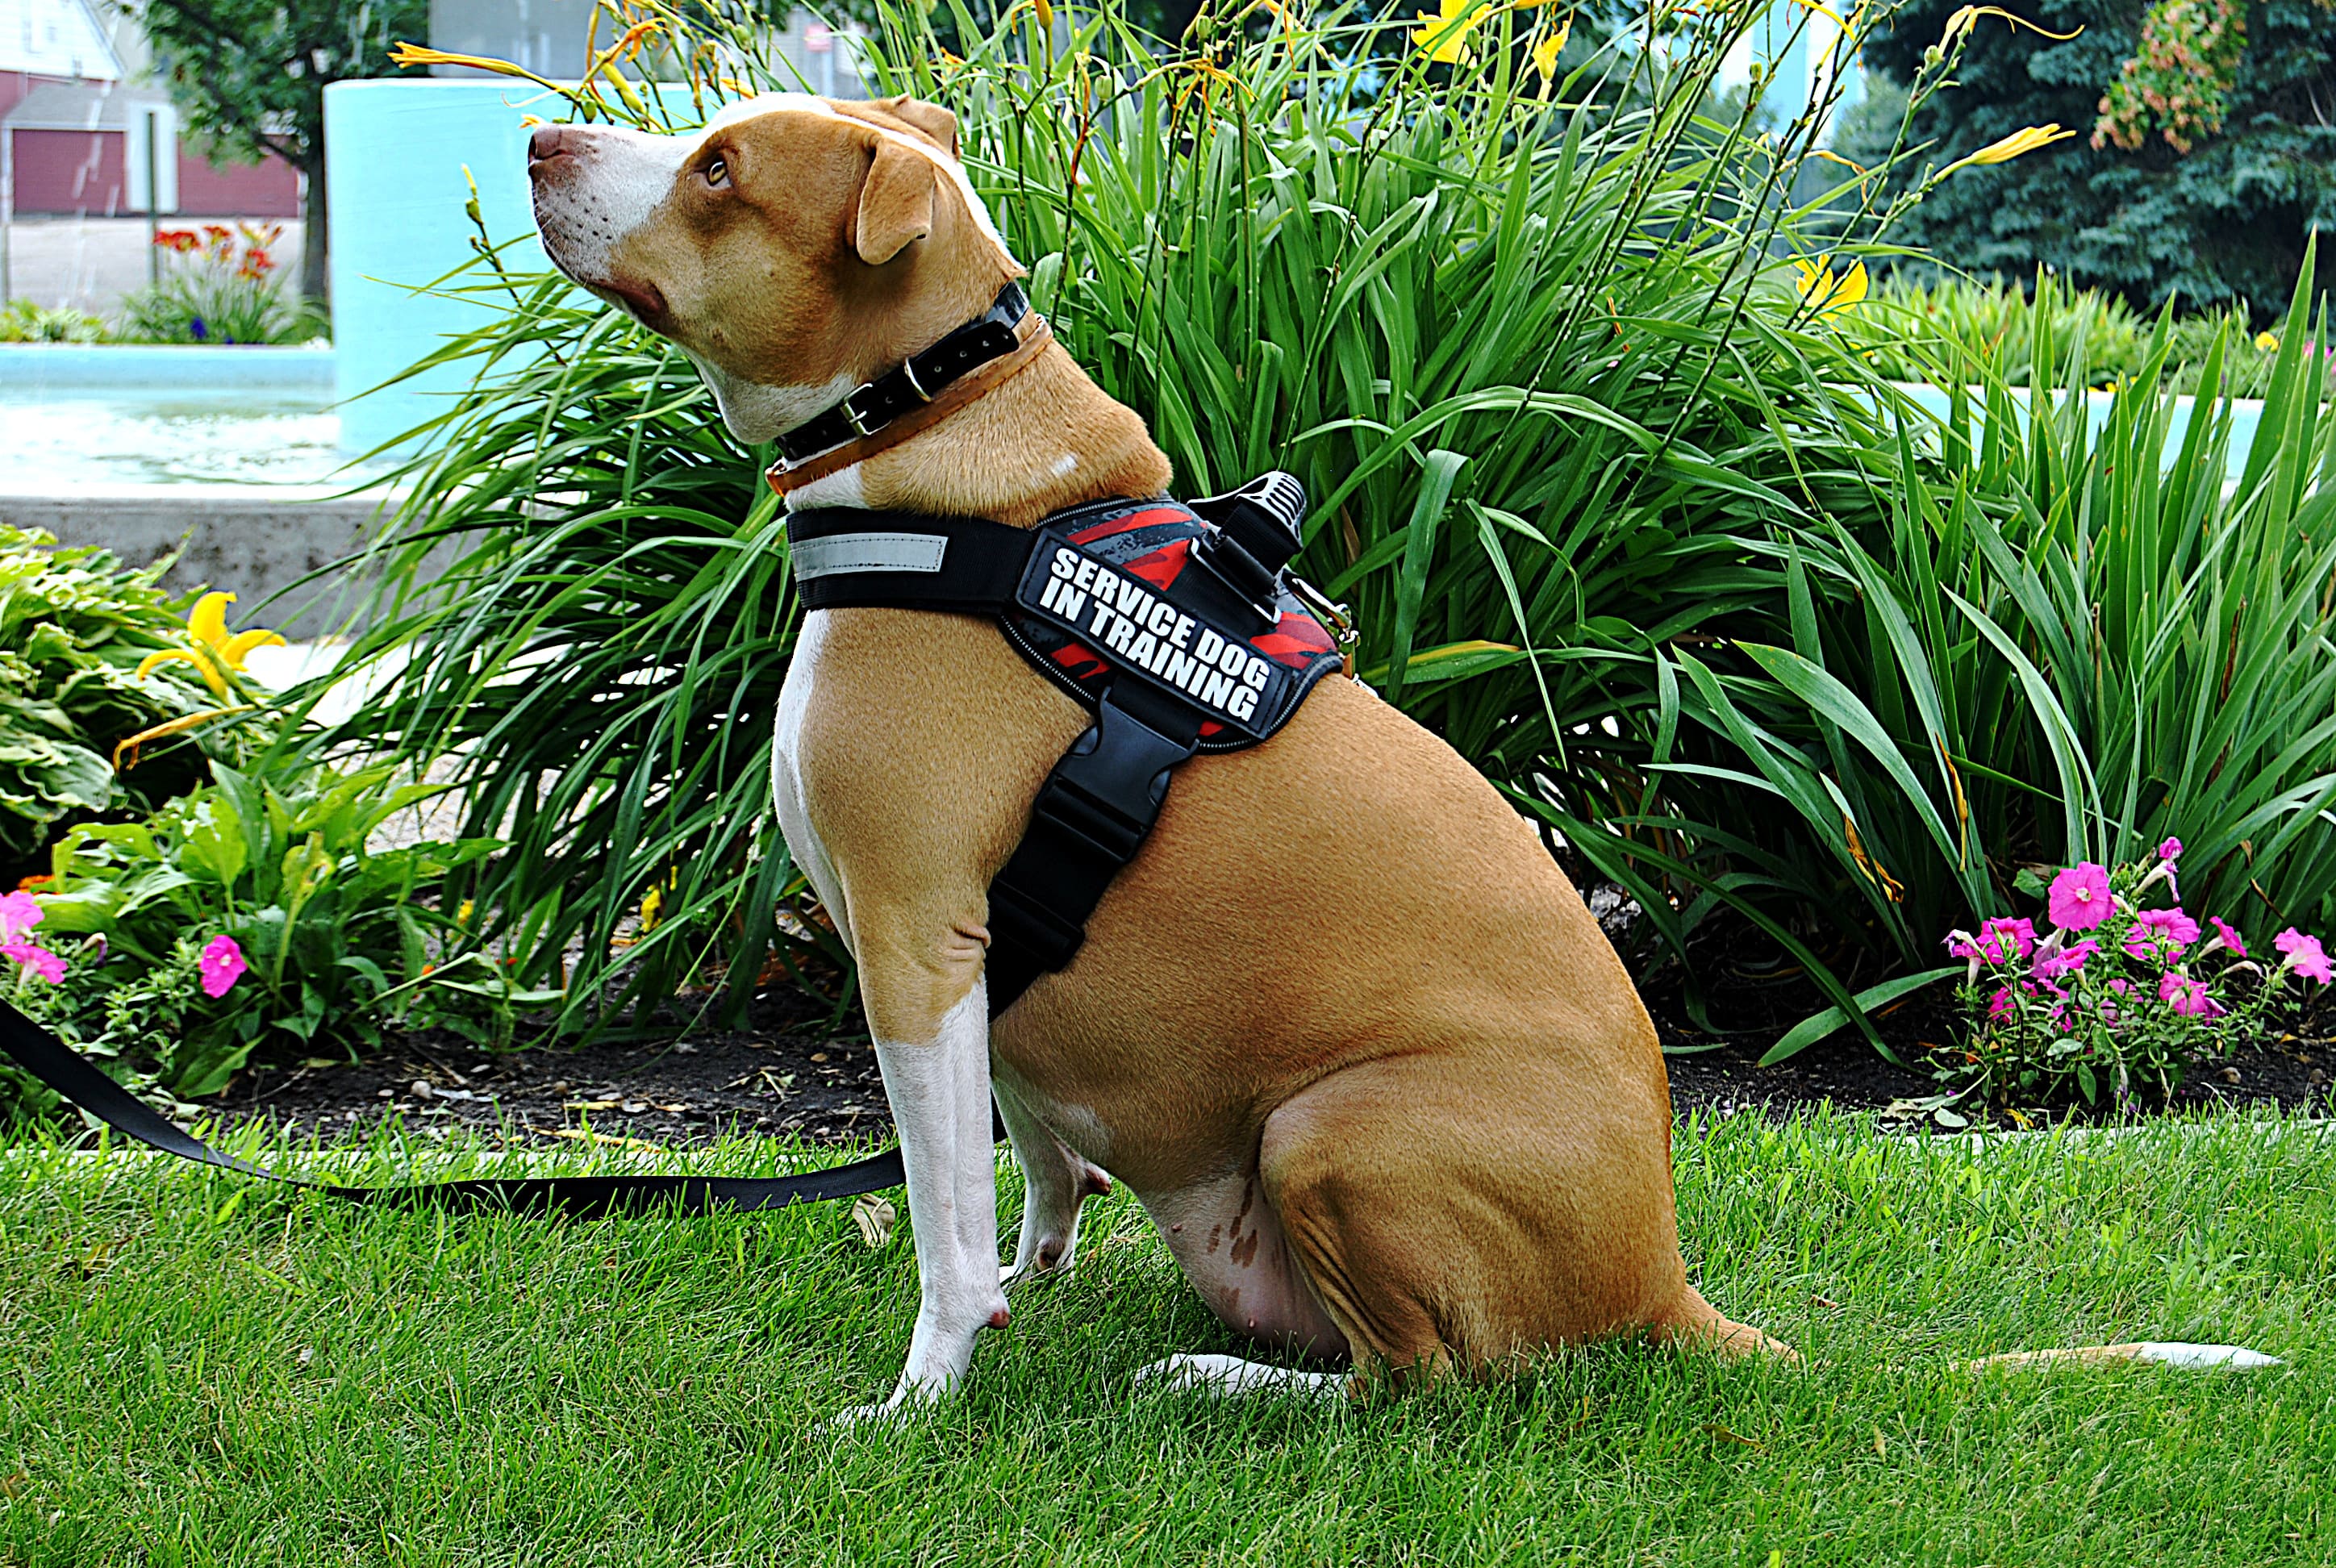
<box><xmin>0</xmin><ymin>995</ymin><xmax>949</xmax><ymax>1216</ymax></box>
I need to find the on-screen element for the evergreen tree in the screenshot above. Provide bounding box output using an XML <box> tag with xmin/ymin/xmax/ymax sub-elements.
<box><xmin>1854</xmin><ymin>0</ymin><xmax>2336</xmax><ymax>315</ymax></box>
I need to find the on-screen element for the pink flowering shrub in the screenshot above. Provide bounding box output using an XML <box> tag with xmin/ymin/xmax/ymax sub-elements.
<box><xmin>1</xmin><ymin>889</ymin><xmax>67</xmax><ymax>986</ymax></box>
<box><xmin>1942</xmin><ymin>838</ymin><xmax>2328</xmax><ymax>1105</ymax></box>
<box><xmin>2092</xmin><ymin>0</ymin><xmax>2249</xmax><ymax>155</ymax></box>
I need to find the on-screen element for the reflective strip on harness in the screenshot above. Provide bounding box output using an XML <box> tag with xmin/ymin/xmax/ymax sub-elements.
<box><xmin>791</xmin><ymin>532</ymin><xmax>951</xmax><ymax>580</ymax></box>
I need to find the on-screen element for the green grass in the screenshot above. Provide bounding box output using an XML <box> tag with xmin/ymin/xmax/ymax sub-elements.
<box><xmin>3</xmin><ymin>1112</ymin><xmax>2329</xmax><ymax>1565</ymax></box>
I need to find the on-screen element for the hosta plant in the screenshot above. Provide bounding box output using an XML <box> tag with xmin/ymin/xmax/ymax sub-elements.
<box><xmin>0</xmin><ymin>528</ymin><xmax>258</xmax><ymax>878</ymax></box>
<box><xmin>1939</xmin><ymin>840</ymin><xmax>2331</xmax><ymax>1106</ymax></box>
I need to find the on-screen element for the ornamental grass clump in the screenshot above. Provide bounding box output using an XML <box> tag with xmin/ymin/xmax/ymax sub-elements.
<box><xmin>1941</xmin><ymin>839</ymin><xmax>2330</xmax><ymax>1107</ymax></box>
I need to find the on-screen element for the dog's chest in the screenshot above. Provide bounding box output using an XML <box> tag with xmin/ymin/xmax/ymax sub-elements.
<box><xmin>769</xmin><ymin>613</ymin><xmax>855</xmax><ymax>952</ymax></box>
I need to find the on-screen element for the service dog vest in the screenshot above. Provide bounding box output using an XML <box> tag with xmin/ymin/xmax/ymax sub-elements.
<box><xmin>785</xmin><ymin>475</ymin><xmax>1349</xmax><ymax>1015</ymax></box>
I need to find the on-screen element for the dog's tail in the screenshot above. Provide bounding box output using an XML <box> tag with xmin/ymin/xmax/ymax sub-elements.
<box><xmin>1651</xmin><ymin>1289</ymin><xmax>2281</xmax><ymax>1374</ymax></box>
<box><xmin>1956</xmin><ymin>1341</ymin><xmax>2280</xmax><ymax>1372</ymax></box>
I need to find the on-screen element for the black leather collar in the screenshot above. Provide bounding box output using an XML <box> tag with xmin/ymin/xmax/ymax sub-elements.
<box><xmin>774</xmin><ymin>282</ymin><xmax>1032</xmax><ymax>465</ymax></box>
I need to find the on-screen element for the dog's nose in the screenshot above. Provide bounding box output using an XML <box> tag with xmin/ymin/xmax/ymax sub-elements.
<box><xmin>528</xmin><ymin>125</ymin><xmax>575</xmax><ymax>166</ymax></box>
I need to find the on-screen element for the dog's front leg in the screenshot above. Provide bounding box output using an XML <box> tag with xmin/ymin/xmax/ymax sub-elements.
<box><xmin>844</xmin><ymin>975</ymin><xmax>1011</xmax><ymax>1422</ymax></box>
<box><xmin>995</xmin><ymin>1080</ymin><xmax>1111</xmax><ymax>1283</ymax></box>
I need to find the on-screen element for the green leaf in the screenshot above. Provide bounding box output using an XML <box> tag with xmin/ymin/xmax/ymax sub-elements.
<box><xmin>1758</xmin><ymin>965</ymin><xmax>1963</xmax><ymax>1066</ymax></box>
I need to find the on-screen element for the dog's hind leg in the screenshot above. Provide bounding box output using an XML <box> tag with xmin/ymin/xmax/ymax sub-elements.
<box><xmin>1133</xmin><ymin>1353</ymin><xmax>1349</xmax><ymax>1400</ymax></box>
<box><xmin>1645</xmin><ymin>1286</ymin><xmax>1799</xmax><ymax>1360</ymax></box>
<box><xmin>1251</xmin><ymin>1049</ymin><xmax>1785</xmax><ymax>1382</ymax></box>
<box><xmin>994</xmin><ymin>1075</ymin><xmax>1111</xmax><ymax>1283</ymax></box>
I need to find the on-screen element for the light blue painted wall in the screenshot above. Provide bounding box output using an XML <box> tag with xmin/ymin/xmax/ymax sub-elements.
<box><xmin>324</xmin><ymin>79</ymin><xmax>564</xmax><ymax>454</ymax></box>
<box><xmin>1890</xmin><ymin>384</ymin><xmax>2266</xmax><ymax>486</ymax></box>
<box><xmin>0</xmin><ymin>344</ymin><xmax>335</xmax><ymax>393</ymax></box>
<box><xmin>324</xmin><ymin>80</ymin><xmax>716</xmax><ymax>453</ymax></box>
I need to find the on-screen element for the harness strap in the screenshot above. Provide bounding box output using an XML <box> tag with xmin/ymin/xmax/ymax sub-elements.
<box><xmin>984</xmin><ymin>683</ymin><xmax>1202</xmax><ymax>1012</ymax></box>
<box><xmin>789</xmin><ymin>515</ymin><xmax>1034</xmax><ymax>613</ymax></box>
<box><xmin>784</xmin><ymin>508</ymin><xmax>1222</xmax><ymax>1017</ymax></box>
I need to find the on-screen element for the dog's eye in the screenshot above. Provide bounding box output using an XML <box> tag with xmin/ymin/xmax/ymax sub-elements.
<box><xmin>704</xmin><ymin>156</ymin><xmax>730</xmax><ymax>189</ymax></box>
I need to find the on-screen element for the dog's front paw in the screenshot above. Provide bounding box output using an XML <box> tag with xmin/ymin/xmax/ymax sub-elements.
<box><xmin>1001</xmin><ymin>1241</ymin><xmax>1078</xmax><ymax>1290</ymax></box>
<box><xmin>825</xmin><ymin>1382</ymin><xmax>941</xmax><ymax>1433</ymax></box>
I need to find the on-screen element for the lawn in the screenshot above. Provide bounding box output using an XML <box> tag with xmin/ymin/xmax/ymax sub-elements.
<box><xmin>2</xmin><ymin>1111</ymin><xmax>2328</xmax><ymax>1566</ymax></box>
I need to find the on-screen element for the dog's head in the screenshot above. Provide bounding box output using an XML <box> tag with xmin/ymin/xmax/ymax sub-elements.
<box><xmin>527</xmin><ymin>94</ymin><xmax>1021</xmax><ymax>443</ymax></box>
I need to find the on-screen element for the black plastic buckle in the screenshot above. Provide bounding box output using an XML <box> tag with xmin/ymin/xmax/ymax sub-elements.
<box><xmin>986</xmin><ymin>690</ymin><xmax>1202</xmax><ymax>978</ymax></box>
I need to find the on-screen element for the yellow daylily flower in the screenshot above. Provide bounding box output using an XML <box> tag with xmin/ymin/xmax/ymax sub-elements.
<box><xmin>188</xmin><ymin>590</ymin><xmax>234</xmax><ymax>653</ymax></box>
<box><xmin>1793</xmin><ymin>256</ymin><xmax>1870</xmax><ymax>319</ymax></box>
<box><xmin>219</xmin><ymin>628</ymin><xmax>289</xmax><ymax>669</ymax></box>
<box><xmin>388</xmin><ymin>40</ymin><xmax>550</xmax><ymax>82</ymax></box>
<box><xmin>134</xmin><ymin>645</ymin><xmax>227</xmax><ymax>698</ymax></box>
<box><xmin>1942</xmin><ymin>123</ymin><xmax>2075</xmax><ymax>174</ymax></box>
<box><xmin>1412</xmin><ymin>0</ymin><xmax>1487</xmax><ymax>64</ymax></box>
<box><xmin>2255</xmin><ymin>331</ymin><xmax>2280</xmax><ymax>351</ymax></box>
<box><xmin>1032</xmin><ymin>0</ymin><xmax>1055</xmax><ymax>27</ymax></box>
<box><xmin>640</xmin><ymin>884</ymin><xmax>664</xmax><ymax>930</ymax></box>
<box><xmin>181</xmin><ymin>591</ymin><xmax>288</xmax><ymax>669</ymax></box>
<box><xmin>1936</xmin><ymin>6</ymin><xmax>2080</xmax><ymax>51</ymax></box>
<box><xmin>135</xmin><ymin>590</ymin><xmax>286</xmax><ymax>695</ymax></box>
<box><xmin>1532</xmin><ymin>15</ymin><xmax>1572</xmax><ymax>86</ymax></box>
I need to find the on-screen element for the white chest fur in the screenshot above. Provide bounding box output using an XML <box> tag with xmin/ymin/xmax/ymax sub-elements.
<box><xmin>770</xmin><ymin>611</ymin><xmax>857</xmax><ymax>955</ymax></box>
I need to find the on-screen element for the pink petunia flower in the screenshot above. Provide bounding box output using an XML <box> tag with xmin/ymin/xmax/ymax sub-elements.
<box><xmin>1986</xmin><ymin>986</ymin><xmax>2017</xmax><ymax>1020</ymax></box>
<box><xmin>1952</xmin><ymin>916</ymin><xmax>2036</xmax><ymax>966</ymax></box>
<box><xmin>2159</xmin><ymin>970</ymin><xmax>2224</xmax><ymax>1019</ymax></box>
<box><xmin>2207</xmin><ymin>916</ymin><xmax>2246</xmax><ymax>957</ymax></box>
<box><xmin>2048</xmin><ymin>863</ymin><xmax>2113</xmax><ymax>931</ymax></box>
<box><xmin>0</xmin><ymin>890</ymin><xmax>41</xmax><ymax>944</ymax></box>
<box><xmin>2</xmin><ymin>940</ymin><xmax>66</xmax><ymax>983</ymax></box>
<box><xmin>2034</xmin><ymin>938</ymin><xmax>2099</xmax><ymax>981</ymax></box>
<box><xmin>2274</xmin><ymin>928</ymin><xmax>2334</xmax><ymax>984</ymax></box>
<box><xmin>2123</xmin><ymin>907</ymin><xmax>2200</xmax><ymax>963</ymax></box>
<box><xmin>2155</xmin><ymin>837</ymin><xmax>2183</xmax><ymax>899</ymax></box>
<box><xmin>198</xmin><ymin>934</ymin><xmax>247</xmax><ymax>999</ymax></box>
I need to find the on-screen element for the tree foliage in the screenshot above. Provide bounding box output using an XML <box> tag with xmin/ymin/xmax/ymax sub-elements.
<box><xmin>1854</xmin><ymin>0</ymin><xmax>2336</xmax><ymax>314</ymax></box>
<box><xmin>132</xmin><ymin>0</ymin><xmax>430</xmax><ymax>301</ymax></box>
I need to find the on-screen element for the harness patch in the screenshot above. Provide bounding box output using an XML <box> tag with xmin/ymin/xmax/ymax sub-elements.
<box><xmin>1001</xmin><ymin>498</ymin><xmax>1341</xmax><ymax>752</ymax></box>
<box><xmin>1022</xmin><ymin>541</ymin><xmax>1283</xmax><ymax>732</ymax></box>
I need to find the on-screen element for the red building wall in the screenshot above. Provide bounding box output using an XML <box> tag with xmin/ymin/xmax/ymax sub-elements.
<box><xmin>9</xmin><ymin>125</ymin><xmax>125</xmax><ymax>214</ymax></box>
<box><xmin>3</xmin><ymin>70</ymin><xmax>302</xmax><ymax>218</ymax></box>
<box><xmin>172</xmin><ymin>148</ymin><xmax>301</xmax><ymax>217</ymax></box>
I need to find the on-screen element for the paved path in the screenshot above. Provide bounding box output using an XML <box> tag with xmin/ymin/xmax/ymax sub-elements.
<box><xmin>2</xmin><ymin>216</ymin><xmax>310</xmax><ymax>316</ymax></box>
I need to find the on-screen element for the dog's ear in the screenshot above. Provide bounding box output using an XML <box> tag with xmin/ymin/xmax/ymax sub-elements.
<box><xmin>874</xmin><ymin>95</ymin><xmax>958</xmax><ymax>157</ymax></box>
<box><xmin>851</xmin><ymin>140</ymin><xmax>936</xmax><ymax>266</ymax></box>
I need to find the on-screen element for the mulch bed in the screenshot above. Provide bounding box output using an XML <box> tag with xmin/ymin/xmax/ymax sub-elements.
<box><xmin>197</xmin><ymin>936</ymin><xmax>2336</xmax><ymax>1151</ymax></box>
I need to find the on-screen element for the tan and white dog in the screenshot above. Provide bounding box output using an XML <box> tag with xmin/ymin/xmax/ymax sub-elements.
<box><xmin>528</xmin><ymin>93</ymin><xmax>1787</xmax><ymax>1416</ymax></box>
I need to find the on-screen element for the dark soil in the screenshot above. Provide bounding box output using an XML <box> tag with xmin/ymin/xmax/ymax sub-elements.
<box><xmin>206</xmin><ymin>983</ymin><xmax>895</xmax><ymax>1153</ymax></box>
<box><xmin>199</xmin><ymin>949</ymin><xmax>2336</xmax><ymax>1152</ymax></box>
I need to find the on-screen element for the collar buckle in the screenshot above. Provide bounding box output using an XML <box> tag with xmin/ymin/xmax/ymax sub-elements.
<box><xmin>840</xmin><ymin>385</ymin><xmax>888</xmax><ymax>438</ymax></box>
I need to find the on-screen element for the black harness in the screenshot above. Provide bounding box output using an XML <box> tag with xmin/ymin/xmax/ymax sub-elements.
<box><xmin>0</xmin><ymin>474</ymin><xmax>1351</xmax><ymax>1217</ymax></box>
<box><xmin>786</xmin><ymin>473</ymin><xmax>1349</xmax><ymax>1017</ymax></box>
